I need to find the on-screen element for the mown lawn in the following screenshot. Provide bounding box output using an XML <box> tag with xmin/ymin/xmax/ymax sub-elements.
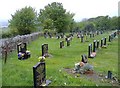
<box><xmin>2</xmin><ymin>31</ymin><xmax>118</xmax><ymax>86</ymax></box>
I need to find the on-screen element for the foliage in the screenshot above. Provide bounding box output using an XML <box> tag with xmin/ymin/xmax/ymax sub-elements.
<box><xmin>76</xmin><ymin>16</ymin><xmax>118</xmax><ymax>31</ymax></box>
<box><xmin>9</xmin><ymin>6</ymin><xmax>37</xmax><ymax>35</ymax></box>
<box><xmin>38</xmin><ymin>2</ymin><xmax>75</xmax><ymax>33</ymax></box>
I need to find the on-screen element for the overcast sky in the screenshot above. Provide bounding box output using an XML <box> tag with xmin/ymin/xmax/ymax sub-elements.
<box><xmin>0</xmin><ymin>0</ymin><xmax>119</xmax><ymax>22</ymax></box>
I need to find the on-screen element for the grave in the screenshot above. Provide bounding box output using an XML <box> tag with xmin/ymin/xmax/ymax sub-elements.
<box><xmin>81</xmin><ymin>35</ymin><xmax>84</xmax><ymax>43</ymax></box>
<box><xmin>67</xmin><ymin>40</ymin><xmax>70</xmax><ymax>46</ymax></box>
<box><xmin>108</xmin><ymin>35</ymin><xmax>111</xmax><ymax>42</ymax></box>
<box><xmin>93</xmin><ymin>40</ymin><xmax>96</xmax><ymax>52</ymax></box>
<box><xmin>33</xmin><ymin>62</ymin><xmax>51</xmax><ymax>87</ymax></box>
<box><xmin>88</xmin><ymin>44</ymin><xmax>96</xmax><ymax>58</ymax></box>
<box><xmin>100</xmin><ymin>38</ymin><xmax>103</xmax><ymax>47</ymax></box>
<box><xmin>96</xmin><ymin>40</ymin><xmax>100</xmax><ymax>49</ymax></box>
<box><xmin>60</xmin><ymin>41</ymin><xmax>64</xmax><ymax>48</ymax></box>
<box><xmin>102</xmin><ymin>37</ymin><xmax>107</xmax><ymax>48</ymax></box>
<box><xmin>81</xmin><ymin>54</ymin><xmax>88</xmax><ymax>63</ymax></box>
<box><xmin>17</xmin><ymin>42</ymin><xmax>30</xmax><ymax>60</ymax></box>
<box><xmin>42</xmin><ymin>44</ymin><xmax>49</xmax><ymax>57</ymax></box>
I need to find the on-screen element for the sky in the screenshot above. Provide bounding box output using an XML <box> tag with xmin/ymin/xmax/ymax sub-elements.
<box><xmin>0</xmin><ymin>0</ymin><xmax>119</xmax><ymax>22</ymax></box>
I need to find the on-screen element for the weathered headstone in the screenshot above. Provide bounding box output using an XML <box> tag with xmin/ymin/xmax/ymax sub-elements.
<box><xmin>42</xmin><ymin>44</ymin><xmax>48</xmax><ymax>57</ymax></box>
<box><xmin>33</xmin><ymin>62</ymin><xmax>51</xmax><ymax>87</ymax></box>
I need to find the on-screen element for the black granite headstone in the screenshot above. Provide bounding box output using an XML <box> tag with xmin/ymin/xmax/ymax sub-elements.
<box><xmin>81</xmin><ymin>54</ymin><xmax>88</xmax><ymax>63</ymax></box>
<box><xmin>33</xmin><ymin>62</ymin><xmax>51</xmax><ymax>87</ymax></box>
<box><xmin>93</xmin><ymin>40</ymin><xmax>96</xmax><ymax>52</ymax></box>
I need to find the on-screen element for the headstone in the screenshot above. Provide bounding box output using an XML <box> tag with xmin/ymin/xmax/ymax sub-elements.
<box><xmin>81</xmin><ymin>35</ymin><xmax>84</xmax><ymax>43</ymax></box>
<box><xmin>108</xmin><ymin>71</ymin><xmax>112</xmax><ymax>79</ymax></box>
<box><xmin>17</xmin><ymin>42</ymin><xmax>30</xmax><ymax>60</ymax></box>
<box><xmin>104</xmin><ymin>37</ymin><xmax>107</xmax><ymax>45</ymax></box>
<box><xmin>67</xmin><ymin>40</ymin><xmax>70</xmax><ymax>46</ymax></box>
<box><xmin>88</xmin><ymin>44</ymin><xmax>92</xmax><ymax>58</ymax></box>
<box><xmin>60</xmin><ymin>41</ymin><xmax>64</xmax><ymax>48</ymax></box>
<box><xmin>93</xmin><ymin>40</ymin><xmax>96</xmax><ymax>52</ymax></box>
<box><xmin>96</xmin><ymin>40</ymin><xmax>99</xmax><ymax>49</ymax></box>
<box><xmin>81</xmin><ymin>54</ymin><xmax>88</xmax><ymax>63</ymax></box>
<box><xmin>42</xmin><ymin>44</ymin><xmax>48</xmax><ymax>57</ymax></box>
<box><xmin>101</xmin><ymin>39</ymin><xmax>103</xmax><ymax>47</ymax></box>
<box><xmin>33</xmin><ymin>62</ymin><xmax>51</xmax><ymax>87</ymax></box>
<box><xmin>108</xmin><ymin>35</ymin><xmax>111</xmax><ymax>42</ymax></box>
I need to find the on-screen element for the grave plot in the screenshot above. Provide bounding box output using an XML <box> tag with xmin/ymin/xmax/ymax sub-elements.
<box><xmin>17</xmin><ymin>42</ymin><xmax>31</xmax><ymax>60</ymax></box>
<box><xmin>33</xmin><ymin>62</ymin><xmax>51</xmax><ymax>87</ymax></box>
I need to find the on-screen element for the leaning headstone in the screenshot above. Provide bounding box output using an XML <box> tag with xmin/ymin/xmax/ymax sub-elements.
<box><xmin>60</xmin><ymin>41</ymin><xmax>64</xmax><ymax>48</ymax></box>
<box><xmin>42</xmin><ymin>44</ymin><xmax>48</xmax><ymax>57</ymax></box>
<box><xmin>33</xmin><ymin>62</ymin><xmax>51</xmax><ymax>87</ymax></box>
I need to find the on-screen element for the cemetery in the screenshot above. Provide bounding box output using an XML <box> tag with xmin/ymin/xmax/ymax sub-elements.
<box><xmin>0</xmin><ymin>1</ymin><xmax>119</xmax><ymax>87</ymax></box>
<box><xmin>1</xmin><ymin>30</ymin><xmax>119</xmax><ymax>87</ymax></box>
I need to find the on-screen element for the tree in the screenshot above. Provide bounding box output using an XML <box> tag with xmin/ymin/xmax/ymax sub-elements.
<box><xmin>9</xmin><ymin>6</ymin><xmax>37</xmax><ymax>35</ymax></box>
<box><xmin>38</xmin><ymin>2</ymin><xmax>75</xmax><ymax>33</ymax></box>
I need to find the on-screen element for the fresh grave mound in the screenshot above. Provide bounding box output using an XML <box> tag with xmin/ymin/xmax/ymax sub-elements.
<box><xmin>64</xmin><ymin>62</ymin><xmax>119</xmax><ymax>86</ymax></box>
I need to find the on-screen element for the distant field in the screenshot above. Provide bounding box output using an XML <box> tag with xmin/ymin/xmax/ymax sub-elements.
<box><xmin>2</xmin><ymin>31</ymin><xmax>118</xmax><ymax>86</ymax></box>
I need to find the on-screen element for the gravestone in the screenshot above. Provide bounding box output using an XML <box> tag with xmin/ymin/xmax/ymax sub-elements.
<box><xmin>108</xmin><ymin>35</ymin><xmax>111</xmax><ymax>42</ymax></box>
<box><xmin>17</xmin><ymin>42</ymin><xmax>30</xmax><ymax>60</ymax></box>
<box><xmin>81</xmin><ymin>35</ymin><xmax>84</xmax><ymax>43</ymax></box>
<box><xmin>88</xmin><ymin>44</ymin><xmax>92</xmax><ymax>58</ymax></box>
<box><xmin>60</xmin><ymin>41</ymin><xmax>64</xmax><ymax>48</ymax></box>
<box><xmin>93</xmin><ymin>40</ymin><xmax>96</xmax><ymax>52</ymax></box>
<box><xmin>81</xmin><ymin>54</ymin><xmax>88</xmax><ymax>63</ymax></box>
<box><xmin>67</xmin><ymin>40</ymin><xmax>70</xmax><ymax>46</ymax></box>
<box><xmin>42</xmin><ymin>44</ymin><xmax>48</xmax><ymax>57</ymax></box>
<box><xmin>104</xmin><ymin>37</ymin><xmax>107</xmax><ymax>46</ymax></box>
<box><xmin>96</xmin><ymin>40</ymin><xmax>99</xmax><ymax>49</ymax></box>
<box><xmin>88</xmin><ymin>44</ymin><xmax>96</xmax><ymax>58</ymax></box>
<box><xmin>101</xmin><ymin>39</ymin><xmax>103</xmax><ymax>47</ymax></box>
<box><xmin>108</xmin><ymin>71</ymin><xmax>112</xmax><ymax>79</ymax></box>
<box><xmin>33</xmin><ymin>62</ymin><xmax>51</xmax><ymax>87</ymax></box>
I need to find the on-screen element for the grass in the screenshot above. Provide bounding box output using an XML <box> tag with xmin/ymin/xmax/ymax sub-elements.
<box><xmin>1</xmin><ymin>31</ymin><xmax>118</xmax><ymax>86</ymax></box>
